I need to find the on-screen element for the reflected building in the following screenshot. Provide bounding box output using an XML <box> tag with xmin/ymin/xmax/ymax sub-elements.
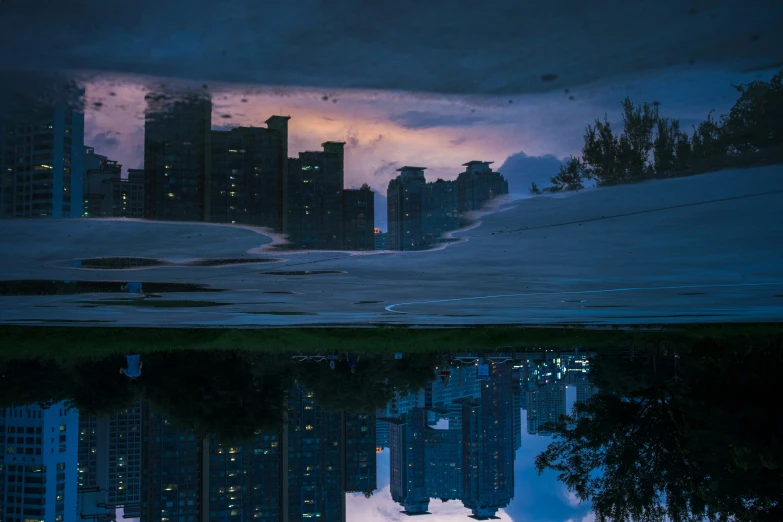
<box><xmin>341</xmin><ymin>187</ymin><xmax>374</xmax><ymax>251</ymax></box>
<box><xmin>0</xmin><ymin>106</ymin><xmax>85</xmax><ymax>218</ymax></box>
<box><xmin>456</xmin><ymin>161</ymin><xmax>508</xmax><ymax>213</ymax></box>
<box><xmin>209</xmin><ymin>119</ymin><xmax>288</xmax><ymax>229</ymax></box>
<box><xmin>143</xmin><ymin>93</ymin><xmax>212</xmax><ymax>222</ymax></box>
<box><xmin>0</xmin><ymin>402</ymin><xmax>79</xmax><ymax>522</ymax></box>
<box><xmin>423</xmin><ymin>179</ymin><xmax>459</xmax><ymax>244</ymax></box>
<box><xmin>82</xmin><ymin>145</ymin><xmax>122</xmax><ymax>218</ymax></box>
<box><xmin>284</xmin><ymin>142</ymin><xmax>346</xmax><ymax>250</ymax></box>
<box><xmin>387</xmin><ymin>166</ymin><xmax>427</xmax><ymax>251</ymax></box>
<box><xmin>343</xmin><ymin>413</ymin><xmax>376</xmax><ymax>494</ymax></box>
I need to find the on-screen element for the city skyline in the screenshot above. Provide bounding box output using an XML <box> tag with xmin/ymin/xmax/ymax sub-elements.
<box><xmin>77</xmin><ymin>67</ymin><xmax>766</xmax><ymax>205</ymax></box>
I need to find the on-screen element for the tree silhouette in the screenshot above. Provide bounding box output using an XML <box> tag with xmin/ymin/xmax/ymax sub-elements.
<box><xmin>536</xmin><ymin>340</ymin><xmax>783</xmax><ymax>522</ymax></box>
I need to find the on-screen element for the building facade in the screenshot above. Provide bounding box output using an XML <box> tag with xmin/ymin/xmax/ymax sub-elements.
<box><xmin>0</xmin><ymin>402</ymin><xmax>79</xmax><ymax>522</ymax></box>
<box><xmin>284</xmin><ymin>142</ymin><xmax>345</xmax><ymax>250</ymax></box>
<box><xmin>209</xmin><ymin>121</ymin><xmax>287</xmax><ymax>229</ymax></box>
<box><xmin>0</xmin><ymin>107</ymin><xmax>84</xmax><ymax>218</ymax></box>
<box><xmin>143</xmin><ymin>93</ymin><xmax>212</xmax><ymax>222</ymax></box>
<box><xmin>423</xmin><ymin>179</ymin><xmax>459</xmax><ymax>244</ymax></box>
<box><xmin>373</xmin><ymin>228</ymin><xmax>388</xmax><ymax>251</ymax></box>
<box><xmin>341</xmin><ymin>187</ymin><xmax>374</xmax><ymax>251</ymax></box>
<box><xmin>387</xmin><ymin>166</ymin><xmax>427</xmax><ymax>251</ymax></box>
<box><xmin>456</xmin><ymin>161</ymin><xmax>508</xmax><ymax>213</ymax></box>
<box><xmin>83</xmin><ymin>146</ymin><xmax>122</xmax><ymax>217</ymax></box>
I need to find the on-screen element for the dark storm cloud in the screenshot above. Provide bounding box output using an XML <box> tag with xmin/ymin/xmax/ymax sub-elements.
<box><xmin>389</xmin><ymin>111</ymin><xmax>488</xmax><ymax>130</ymax></box>
<box><xmin>498</xmin><ymin>151</ymin><xmax>566</xmax><ymax>192</ymax></box>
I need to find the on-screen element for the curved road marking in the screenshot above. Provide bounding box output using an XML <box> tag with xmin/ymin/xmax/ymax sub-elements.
<box><xmin>384</xmin><ymin>282</ymin><xmax>783</xmax><ymax>314</ymax></box>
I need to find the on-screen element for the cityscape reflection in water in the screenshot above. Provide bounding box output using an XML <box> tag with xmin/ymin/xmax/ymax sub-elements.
<box><xmin>0</xmin><ymin>334</ymin><xmax>780</xmax><ymax>521</ymax></box>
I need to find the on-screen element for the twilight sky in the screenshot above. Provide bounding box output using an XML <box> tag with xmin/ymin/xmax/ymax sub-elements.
<box><xmin>80</xmin><ymin>66</ymin><xmax>777</xmax><ymax>229</ymax></box>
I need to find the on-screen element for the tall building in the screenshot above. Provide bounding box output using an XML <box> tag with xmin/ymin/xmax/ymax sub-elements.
<box><xmin>286</xmin><ymin>386</ymin><xmax>345</xmax><ymax>521</ymax></box>
<box><xmin>143</xmin><ymin>93</ymin><xmax>212</xmax><ymax>221</ymax></box>
<box><xmin>209</xmin><ymin>121</ymin><xmax>287</xmax><ymax>229</ymax></box>
<box><xmin>423</xmin><ymin>179</ymin><xmax>459</xmax><ymax>244</ymax></box>
<box><xmin>341</xmin><ymin>187</ymin><xmax>375</xmax><ymax>250</ymax></box>
<box><xmin>343</xmin><ymin>413</ymin><xmax>377</xmax><ymax>494</ymax></box>
<box><xmin>0</xmin><ymin>402</ymin><xmax>79</xmax><ymax>522</ymax></box>
<box><xmin>461</xmin><ymin>362</ymin><xmax>515</xmax><ymax>519</ymax></box>
<box><xmin>206</xmin><ymin>430</ymin><xmax>283</xmax><ymax>522</ymax></box>
<box><xmin>0</xmin><ymin>107</ymin><xmax>85</xmax><ymax>218</ymax></box>
<box><xmin>117</xmin><ymin>169</ymin><xmax>145</xmax><ymax>218</ymax></box>
<box><xmin>526</xmin><ymin>382</ymin><xmax>566</xmax><ymax>435</ymax></box>
<box><xmin>389</xmin><ymin>410</ymin><xmax>429</xmax><ymax>515</ymax></box>
<box><xmin>456</xmin><ymin>161</ymin><xmax>508</xmax><ymax>213</ymax></box>
<box><xmin>77</xmin><ymin>401</ymin><xmax>143</xmax><ymax>517</ymax></box>
<box><xmin>387</xmin><ymin>166</ymin><xmax>427</xmax><ymax>251</ymax></box>
<box><xmin>284</xmin><ymin>142</ymin><xmax>345</xmax><ymax>249</ymax></box>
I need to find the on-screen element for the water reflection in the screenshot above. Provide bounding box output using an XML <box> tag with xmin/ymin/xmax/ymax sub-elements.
<box><xmin>0</xmin><ymin>336</ymin><xmax>780</xmax><ymax>521</ymax></box>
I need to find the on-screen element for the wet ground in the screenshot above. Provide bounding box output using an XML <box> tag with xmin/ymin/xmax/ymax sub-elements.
<box><xmin>1</xmin><ymin>166</ymin><xmax>782</xmax><ymax>326</ymax></box>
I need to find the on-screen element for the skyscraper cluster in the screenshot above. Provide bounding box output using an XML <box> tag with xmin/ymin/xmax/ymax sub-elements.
<box><xmin>387</xmin><ymin>162</ymin><xmax>508</xmax><ymax>251</ymax></box>
<box><xmin>142</xmin><ymin>94</ymin><xmax>375</xmax><ymax>250</ymax></box>
<box><xmin>1</xmin><ymin>93</ymin><xmax>509</xmax><ymax>253</ymax></box>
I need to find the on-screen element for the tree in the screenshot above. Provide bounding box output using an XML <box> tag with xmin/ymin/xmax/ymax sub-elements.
<box><xmin>536</xmin><ymin>339</ymin><xmax>783</xmax><ymax>522</ymax></box>
<box><xmin>654</xmin><ymin>118</ymin><xmax>691</xmax><ymax>177</ymax></box>
<box><xmin>550</xmin><ymin>156</ymin><xmax>586</xmax><ymax>191</ymax></box>
<box><xmin>529</xmin><ymin>181</ymin><xmax>542</xmax><ymax>194</ymax></box>
<box><xmin>617</xmin><ymin>98</ymin><xmax>659</xmax><ymax>182</ymax></box>
<box><xmin>582</xmin><ymin>115</ymin><xmax>621</xmax><ymax>186</ymax></box>
<box><xmin>360</xmin><ymin>183</ymin><xmax>372</xmax><ymax>191</ymax></box>
<box><xmin>721</xmin><ymin>70</ymin><xmax>783</xmax><ymax>155</ymax></box>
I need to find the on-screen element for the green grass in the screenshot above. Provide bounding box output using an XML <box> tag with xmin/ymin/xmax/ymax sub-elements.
<box><xmin>1</xmin><ymin>323</ymin><xmax>781</xmax><ymax>360</ymax></box>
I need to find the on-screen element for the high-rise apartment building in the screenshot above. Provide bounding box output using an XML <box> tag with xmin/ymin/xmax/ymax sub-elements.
<box><xmin>284</xmin><ymin>142</ymin><xmax>345</xmax><ymax>249</ymax></box>
<box><xmin>83</xmin><ymin>145</ymin><xmax>122</xmax><ymax>217</ymax></box>
<box><xmin>343</xmin><ymin>413</ymin><xmax>377</xmax><ymax>494</ymax></box>
<box><xmin>526</xmin><ymin>381</ymin><xmax>566</xmax><ymax>435</ymax></box>
<box><xmin>461</xmin><ymin>362</ymin><xmax>515</xmax><ymax>519</ymax></box>
<box><xmin>0</xmin><ymin>402</ymin><xmax>79</xmax><ymax>522</ymax></box>
<box><xmin>77</xmin><ymin>401</ymin><xmax>143</xmax><ymax>517</ymax></box>
<box><xmin>209</xmin><ymin>120</ymin><xmax>288</xmax><ymax>229</ymax></box>
<box><xmin>143</xmin><ymin>93</ymin><xmax>212</xmax><ymax>221</ymax></box>
<box><xmin>387</xmin><ymin>166</ymin><xmax>427</xmax><ymax>251</ymax></box>
<box><xmin>341</xmin><ymin>187</ymin><xmax>375</xmax><ymax>250</ymax></box>
<box><xmin>389</xmin><ymin>410</ymin><xmax>429</xmax><ymax>515</ymax></box>
<box><xmin>0</xmin><ymin>107</ymin><xmax>85</xmax><ymax>218</ymax></box>
<box><xmin>456</xmin><ymin>161</ymin><xmax>508</xmax><ymax>213</ymax></box>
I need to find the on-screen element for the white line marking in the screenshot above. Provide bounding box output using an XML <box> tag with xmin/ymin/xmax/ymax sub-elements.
<box><xmin>384</xmin><ymin>282</ymin><xmax>783</xmax><ymax>314</ymax></box>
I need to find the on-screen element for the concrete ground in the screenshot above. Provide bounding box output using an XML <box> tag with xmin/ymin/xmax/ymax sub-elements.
<box><xmin>1</xmin><ymin>165</ymin><xmax>782</xmax><ymax>327</ymax></box>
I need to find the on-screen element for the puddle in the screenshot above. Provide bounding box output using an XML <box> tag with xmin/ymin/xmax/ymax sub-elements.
<box><xmin>64</xmin><ymin>257</ymin><xmax>281</xmax><ymax>270</ymax></box>
<box><xmin>78</xmin><ymin>299</ymin><xmax>229</xmax><ymax>308</ymax></box>
<box><xmin>0</xmin><ymin>280</ymin><xmax>225</xmax><ymax>296</ymax></box>
<box><xmin>15</xmin><ymin>319</ymin><xmax>115</xmax><ymax>323</ymax></box>
<box><xmin>679</xmin><ymin>292</ymin><xmax>707</xmax><ymax>296</ymax></box>
<box><xmin>246</xmin><ymin>311</ymin><xmax>317</xmax><ymax>316</ymax></box>
<box><xmin>186</xmin><ymin>258</ymin><xmax>281</xmax><ymax>267</ymax></box>
<box><xmin>261</xmin><ymin>270</ymin><xmax>345</xmax><ymax>276</ymax></box>
<box><xmin>354</xmin><ymin>300</ymin><xmax>383</xmax><ymax>304</ymax></box>
<box><xmin>583</xmin><ymin>305</ymin><xmax>629</xmax><ymax>308</ymax></box>
<box><xmin>72</xmin><ymin>257</ymin><xmax>167</xmax><ymax>269</ymax></box>
<box><xmin>264</xmin><ymin>291</ymin><xmax>299</xmax><ymax>295</ymax></box>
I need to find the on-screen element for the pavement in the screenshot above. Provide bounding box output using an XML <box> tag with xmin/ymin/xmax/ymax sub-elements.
<box><xmin>1</xmin><ymin>165</ymin><xmax>782</xmax><ymax>327</ymax></box>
